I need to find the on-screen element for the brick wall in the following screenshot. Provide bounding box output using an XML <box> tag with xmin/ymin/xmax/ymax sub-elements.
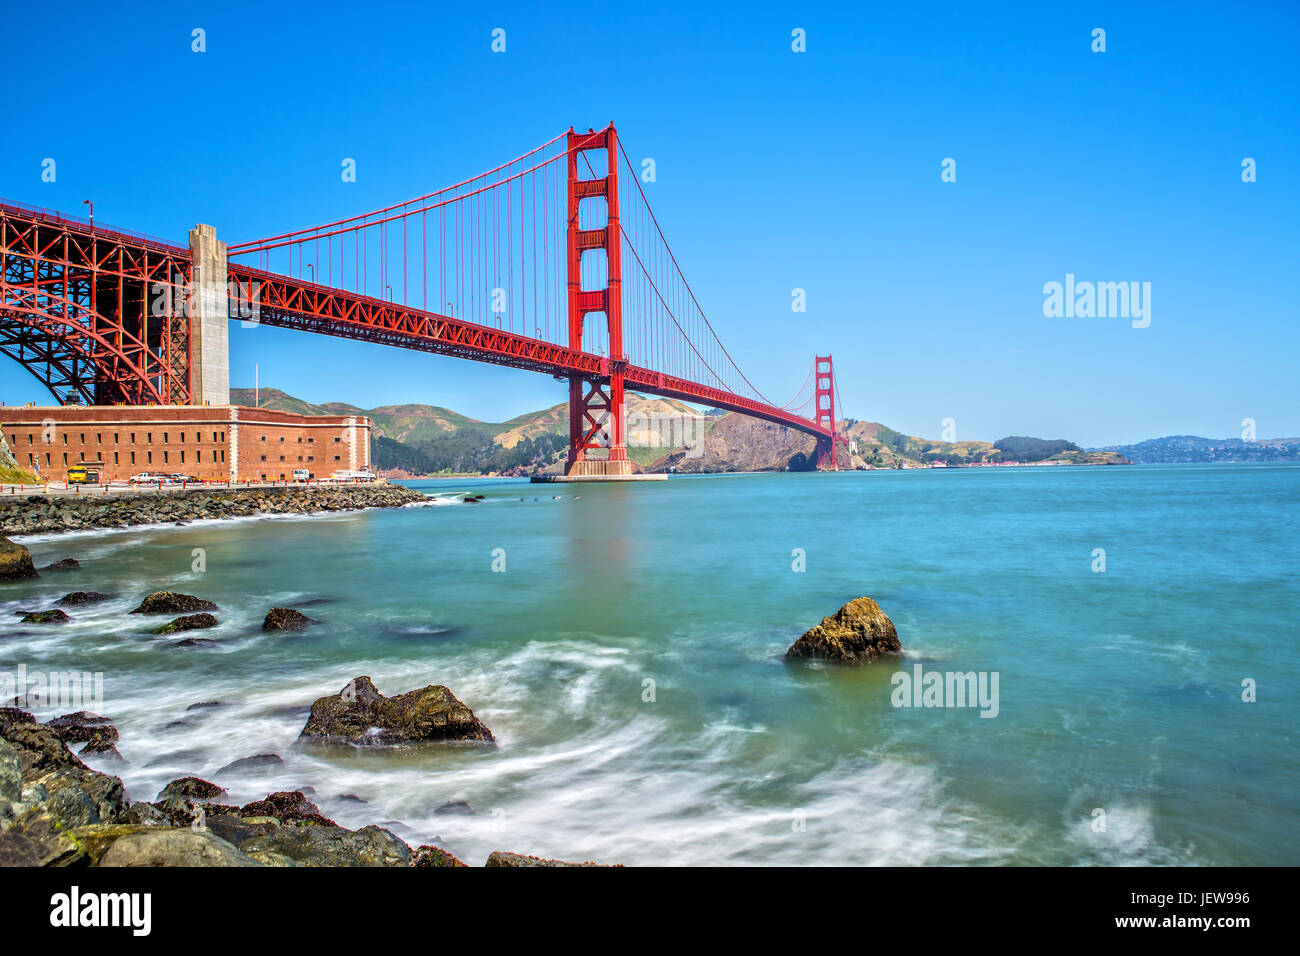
<box><xmin>0</xmin><ymin>405</ymin><xmax>371</xmax><ymax>483</ymax></box>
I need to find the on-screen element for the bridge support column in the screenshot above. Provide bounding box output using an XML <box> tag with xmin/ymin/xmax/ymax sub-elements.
<box><xmin>814</xmin><ymin>354</ymin><xmax>838</xmax><ymax>470</ymax></box>
<box><xmin>564</xmin><ymin>125</ymin><xmax>633</xmax><ymax>478</ymax></box>
<box><xmin>188</xmin><ymin>223</ymin><xmax>229</xmax><ymax>406</ymax></box>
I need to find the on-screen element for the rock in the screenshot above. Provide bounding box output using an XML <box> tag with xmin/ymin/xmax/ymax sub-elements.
<box><xmin>298</xmin><ymin>676</ymin><xmax>495</xmax><ymax>748</ymax></box>
<box><xmin>165</xmin><ymin>701</ymin><xmax>226</xmax><ymax>728</ymax></box>
<box><xmin>151</xmin><ymin>612</ymin><xmax>218</xmax><ymax>635</ymax></box>
<box><xmin>237</xmin><ymin>790</ymin><xmax>335</xmax><ymax>825</ymax></box>
<box><xmin>410</xmin><ymin>844</ymin><xmax>468</xmax><ymax>867</ymax></box>
<box><xmin>0</xmin><ymin>486</ymin><xmax>425</xmax><ymax>536</ymax></box>
<box><xmin>46</xmin><ymin>712</ymin><xmax>120</xmax><ymax>756</ymax></box>
<box><xmin>0</xmin><ymin>809</ymin><xmax>83</xmax><ymax>865</ymax></box>
<box><xmin>20</xmin><ymin>609</ymin><xmax>69</xmax><ymax>625</ymax></box>
<box><xmin>0</xmin><ymin>708</ymin><xmax>36</xmax><ymax>734</ymax></box>
<box><xmin>262</xmin><ymin>607</ymin><xmax>313</xmax><ymax>631</ymax></box>
<box><xmin>121</xmin><ymin>801</ymin><xmax>172</xmax><ymax>826</ymax></box>
<box><xmin>784</xmin><ymin>596</ymin><xmax>903</xmax><ymax>664</ymax></box>
<box><xmin>0</xmin><ymin>738</ymin><xmax>20</xmax><ymax>804</ymax></box>
<box><xmin>40</xmin><ymin>558</ymin><xmax>79</xmax><ymax>571</ymax></box>
<box><xmin>78</xmin><ymin>738</ymin><xmax>123</xmax><ymax>760</ymax></box>
<box><xmin>129</xmin><ymin>590</ymin><xmax>218</xmax><ymax>615</ymax></box>
<box><xmin>0</xmin><ymin>537</ymin><xmax>38</xmax><ymax>580</ymax></box>
<box><xmin>485</xmin><ymin>850</ymin><xmax>619</xmax><ymax>867</ymax></box>
<box><xmin>0</xmin><ymin>718</ymin><xmax>129</xmax><ymax>860</ymax></box>
<box><xmin>434</xmin><ymin>799</ymin><xmax>475</xmax><ymax>815</ymax></box>
<box><xmin>206</xmin><ymin>815</ymin><xmax>412</xmax><ymax>867</ymax></box>
<box><xmin>214</xmin><ymin>752</ymin><xmax>283</xmax><ymax>776</ymax></box>
<box><xmin>157</xmin><ymin>776</ymin><xmax>227</xmax><ymax>802</ymax></box>
<box><xmin>58</xmin><ymin>591</ymin><xmax>110</xmax><ymax>606</ymax></box>
<box><xmin>337</xmin><ymin>793</ymin><xmax>366</xmax><ymax>804</ymax></box>
<box><xmin>171</xmin><ymin>637</ymin><xmax>218</xmax><ymax>648</ymax></box>
<box><xmin>75</xmin><ymin>825</ymin><xmax>263</xmax><ymax>867</ymax></box>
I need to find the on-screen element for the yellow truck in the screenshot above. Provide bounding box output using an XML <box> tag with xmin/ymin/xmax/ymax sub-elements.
<box><xmin>67</xmin><ymin>464</ymin><xmax>100</xmax><ymax>484</ymax></box>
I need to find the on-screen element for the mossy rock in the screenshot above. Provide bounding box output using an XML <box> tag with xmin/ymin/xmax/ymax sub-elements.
<box><xmin>129</xmin><ymin>590</ymin><xmax>217</xmax><ymax>615</ymax></box>
<box><xmin>410</xmin><ymin>844</ymin><xmax>468</xmax><ymax>867</ymax></box>
<box><xmin>157</xmin><ymin>776</ymin><xmax>228</xmax><ymax>802</ymax></box>
<box><xmin>785</xmin><ymin>596</ymin><xmax>903</xmax><ymax>664</ymax></box>
<box><xmin>21</xmin><ymin>609</ymin><xmax>69</xmax><ymax>624</ymax></box>
<box><xmin>0</xmin><ymin>537</ymin><xmax>37</xmax><ymax>581</ymax></box>
<box><xmin>298</xmin><ymin>676</ymin><xmax>495</xmax><ymax>747</ymax></box>
<box><xmin>152</xmin><ymin>612</ymin><xmax>218</xmax><ymax>635</ymax></box>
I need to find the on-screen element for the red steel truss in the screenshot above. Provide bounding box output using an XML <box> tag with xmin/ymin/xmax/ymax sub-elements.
<box><xmin>0</xmin><ymin>201</ymin><xmax>191</xmax><ymax>405</ymax></box>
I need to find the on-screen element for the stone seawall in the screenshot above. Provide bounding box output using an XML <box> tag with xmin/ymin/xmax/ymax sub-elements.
<box><xmin>0</xmin><ymin>484</ymin><xmax>425</xmax><ymax>536</ymax></box>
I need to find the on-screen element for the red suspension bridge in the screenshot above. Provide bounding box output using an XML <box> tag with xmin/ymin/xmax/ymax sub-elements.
<box><xmin>0</xmin><ymin>124</ymin><xmax>846</xmax><ymax>474</ymax></box>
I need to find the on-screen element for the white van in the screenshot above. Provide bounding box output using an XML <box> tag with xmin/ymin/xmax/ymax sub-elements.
<box><xmin>292</xmin><ymin>468</ymin><xmax>311</xmax><ymax>482</ymax></box>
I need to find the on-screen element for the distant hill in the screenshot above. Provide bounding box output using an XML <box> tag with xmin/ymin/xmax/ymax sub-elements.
<box><xmin>1093</xmin><ymin>435</ymin><xmax>1300</xmax><ymax>464</ymax></box>
<box><xmin>230</xmin><ymin>388</ymin><xmax>482</xmax><ymax>444</ymax></box>
<box><xmin>230</xmin><ymin>387</ymin><xmax>1132</xmax><ymax>475</ymax></box>
<box><xmin>229</xmin><ymin>387</ymin><xmax>706</xmax><ymax>476</ymax></box>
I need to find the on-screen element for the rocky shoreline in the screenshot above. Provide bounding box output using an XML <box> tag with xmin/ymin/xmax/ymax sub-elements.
<box><xmin>0</xmin><ymin>679</ymin><xmax>618</xmax><ymax>867</ymax></box>
<box><xmin>0</xmin><ymin>484</ymin><xmax>426</xmax><ymax>537</ymax></box>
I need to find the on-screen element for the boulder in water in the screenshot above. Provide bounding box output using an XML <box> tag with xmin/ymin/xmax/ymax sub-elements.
<box><xmin>262</xmin><ymin>607</ymin><xmax>313</xmax><ymax>631</ymax></box>
<box><xmin>298</xmin><ymin>676</ymin><xmax>495</xmax><ymax>747</ymax></box>
<box><xmin>40</xmin><ymin>558</ymin><xmax>79</xmax><ymax>571</ymax></box>
<box><xmin>129</xmin><ymin>591</ymin><xmax>218</xmax><ymax>615</ymax></box>
<box><xmin>152</xmin><ymin>613</ymin><xmax>218</xmax><ymax>635</ymax></box>
<box><xmin>157</xmin><ymin>776</ymin><xmax>228</xmax><ymax>803</ymax></box>
<box><xmin>58</xmin><ymin>591</ymin><xmax>110</xmax><ymax>606</ymax></box>
<box><xmin>214</xmin><ymin>753</ymin><xmax>283</xmax><ymax>776</ymax></box>
<box><xmin>20</xmin><ymin>609</ymin><xmax>69</xmax><ymax>625</ymax></box>
<box><xmin>785</xmin><ymin>596</ymin><xmax>903</xmax><ymax>664</ymax></box>
<box><xmin>0</xmin><ymin>537</ymin><xmax>37</xmax><ymax>581</ymax></box>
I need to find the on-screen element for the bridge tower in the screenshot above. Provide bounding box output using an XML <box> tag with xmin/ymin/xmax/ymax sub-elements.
<box><xmin>565</xmin><ymin>125</ymin><xmax>632</xmax><ymax>478</ymax></box>
<box><xmin>814</xmin><ymin>354</ymin><xmax>838</xmax><ymax>470</ymax></box>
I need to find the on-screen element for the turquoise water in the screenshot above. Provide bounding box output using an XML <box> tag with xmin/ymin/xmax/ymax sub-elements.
<box><xmin>3</xmin><ymin>463</ymin><xmax>1297</xmax><ymax>865</ymax></box>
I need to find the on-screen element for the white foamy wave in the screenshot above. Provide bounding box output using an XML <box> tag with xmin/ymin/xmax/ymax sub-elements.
<box><xmin>9</xmin><ymin>508</ymin><xmax>364</xmax><ymax>544</ymax></box>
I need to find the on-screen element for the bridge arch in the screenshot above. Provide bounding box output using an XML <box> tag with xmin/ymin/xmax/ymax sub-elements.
<box><xmin>0</xmin><ymin>289</ymin><xmax>168</xmax><ymax>405</ymax></box>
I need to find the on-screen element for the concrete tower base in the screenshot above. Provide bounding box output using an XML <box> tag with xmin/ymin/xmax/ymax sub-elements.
<box><xmin>532</xmin><ymin>459</ymin><xmax>666</xmax><ymax>482</ymax></box>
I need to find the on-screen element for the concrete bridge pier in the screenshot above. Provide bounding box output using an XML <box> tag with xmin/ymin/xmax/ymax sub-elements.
<box><xmin>188</xmin><ymin>223</ymin><xmax>230</xmax><ymax>406</ymax></box>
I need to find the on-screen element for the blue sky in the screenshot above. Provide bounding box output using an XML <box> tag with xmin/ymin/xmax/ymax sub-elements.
<box><xmin>2</xmin><ymin>1</ymin><xmax>1296</xmax><ymax>446</ymax></box>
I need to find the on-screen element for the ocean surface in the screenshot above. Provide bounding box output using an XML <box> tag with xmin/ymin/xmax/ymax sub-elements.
<box><xmin>3</xmin><ymin>463</ymin><xmax>1297</xmax><ymax>866</ymax></box>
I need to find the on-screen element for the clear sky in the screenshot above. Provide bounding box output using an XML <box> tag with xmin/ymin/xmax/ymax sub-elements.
<box><xmin>2</xmin><ymin>1</ymin><xmax>1296</xmax><ymax>446</ymax></box>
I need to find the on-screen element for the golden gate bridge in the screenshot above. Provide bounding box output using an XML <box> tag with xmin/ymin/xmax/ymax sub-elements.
<box><xmin>0</xmin><ymin>124</ymin><xmax>846</xmax><ymax>475</ymax></box>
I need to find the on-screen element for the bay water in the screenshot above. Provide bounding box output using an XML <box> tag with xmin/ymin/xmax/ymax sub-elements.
<box><xmin>4</xmin><ymin>463</ymin><xmax>1296</xmax><ymax>865</ymax></box>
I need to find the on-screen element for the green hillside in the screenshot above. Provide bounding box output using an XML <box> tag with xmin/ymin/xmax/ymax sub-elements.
<box><xmin>228</xmin><ymin>387</ymin><xmax>1128</xmax><ymax>476</ymax></box>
